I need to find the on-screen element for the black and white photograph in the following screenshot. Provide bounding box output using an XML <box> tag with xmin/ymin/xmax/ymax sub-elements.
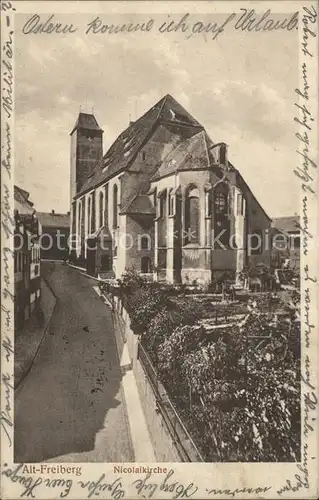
<box><xmin>1</xmin><ymin>1</ymin><xmax>318</xmax><ymax>499</ymax></box>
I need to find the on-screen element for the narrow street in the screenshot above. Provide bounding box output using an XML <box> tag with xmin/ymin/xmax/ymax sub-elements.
<box><xmin>14</xmin><ymin>262</ymin><xmax>136</xmax><ymax>463</ymax></box>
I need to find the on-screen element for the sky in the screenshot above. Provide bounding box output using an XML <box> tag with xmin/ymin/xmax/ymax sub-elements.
<box><xmin>15</xmin><ymin>9</ymin><xmax>299</xmax><ymax>217</ymax></box>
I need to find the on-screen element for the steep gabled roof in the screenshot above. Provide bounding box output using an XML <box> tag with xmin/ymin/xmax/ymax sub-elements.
<box><xmin>37</xmin><ymin>212</ymin><xmax>70</xmax><ymax>228</ymax></box>
<box><xmin>120</xmin><ymin>194</ymin><xmax>155</xmax><ymax>215</ymax></box>
<box><xmin>14</xmin><ymin>185</ymin><xmax>34</xmax><ymax>214</ymax></box>
<box><xmin>234</xmin><ymin>168</ymin><xmax>272</xmax><ymax>222</ymax></box>
<box><xmin>75</xmin><ymin>94</ymin><xmax>203</xmax><ymax>198</ymax></box>
<box><xmin>70</xmin><ymin>112</ymin><xmax>103</xmax><ymax>135</ymax></box>
<box><xmin>72</xmin><ymin>94</ymin><xmax>271</xmax><ymax>224</ymax></box>
<box><xmin>272</xmin><ymin>216</ymin><xmax>300</xmax><ymax>232</ymax></box>
<box><xmin>151</xmin><ymin>130</ymin><xmax>211</xmax><ymax>181</ymax></box>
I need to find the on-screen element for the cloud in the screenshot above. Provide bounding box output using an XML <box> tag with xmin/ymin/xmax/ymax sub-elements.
<box><xmin>14</xmin><ymin>13</ymin><xmax>298</xmax><ymax>216</ymax></box>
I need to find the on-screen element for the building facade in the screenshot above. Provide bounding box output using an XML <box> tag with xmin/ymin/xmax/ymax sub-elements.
<box><xmin>37</xmin><ymin>210</ymin><xmax>70</xmax><ymax>261</ymax></box>
<box><xmin>14</xmin><ymin>186</ymin><xmax>42</xmax><ymax>331</ymax></box>
<box><xmin>271</xmin><ymin>216</ymin><xmax>300</xmax><ymax>270</ymax></box>
<box><xmin>69</xmin><ymin>95</ymin><xmax>271</xmax><ymax>284</ymax></box>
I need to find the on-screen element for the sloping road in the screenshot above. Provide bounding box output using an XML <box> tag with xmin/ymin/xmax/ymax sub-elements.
<box><xmin>14</xmin><ymin>262</ymin><xmax>134</xmax><ymax>463</ymax></box>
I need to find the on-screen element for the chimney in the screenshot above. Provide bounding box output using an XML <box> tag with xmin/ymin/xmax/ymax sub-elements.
<box><xmin>51</xmin><ymin>209</ymin><xmax>55</xmax><ymax>215</ymax></box>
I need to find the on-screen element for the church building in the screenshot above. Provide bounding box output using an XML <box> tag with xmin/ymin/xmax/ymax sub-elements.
<box><xmin>69</xmin><ymin>94</ymin><xmax>271</xmax><ymax>284</ymax></box>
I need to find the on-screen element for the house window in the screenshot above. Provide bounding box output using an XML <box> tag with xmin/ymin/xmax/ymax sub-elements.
<box><xmin>113</xmin><ymin>184</ymin><xmax>118</xmax><ymax>228</ymax></box>
<box><xmin>185</xmin><ymin>187</ymin><xmax>200</xmax><ymax>244</ymax></box>
<box><xmin>291</xmin><ymin>235</ymin><xmax>300</xmax><ymax>248</ymax></box>
<box><xmin>141</xmin><ymin>256</ymin><xmax>152</xmax><ymax>273</ymax></box>
<box><xmin>99</xmin><ymin>191</ymin><xmax>104</xmax><ymax>228</ymax></box>
<box><xmin>251</xmin><ymin>230</ymin><xmax>263</xmax><ymax>255</ymax></box>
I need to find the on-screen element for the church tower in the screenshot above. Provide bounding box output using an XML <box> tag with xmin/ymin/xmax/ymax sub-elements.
<box><xmin>70</xmin><ymin>112</ymin><xmax>103</xmax><ymax>200</ymax></box>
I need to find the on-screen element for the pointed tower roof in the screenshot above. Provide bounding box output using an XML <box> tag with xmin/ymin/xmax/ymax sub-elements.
<box><xmin>70</xmin><ymin>112</ymin><xmax>103</xmax><ymax>135</ymax></box>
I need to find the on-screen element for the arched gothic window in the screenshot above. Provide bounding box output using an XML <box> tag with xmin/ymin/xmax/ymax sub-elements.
<box><xmin>214</xmin><ymin>183</ymin><xmax>230</xmax><ymax>248</ymax></box>
<box><xmin>88</xmin><ymin>196</ymin><xmax>92</xmax><ymax>233</ymax></box>
<box><xmin>99</xmin><ymin>191</ymin><xmax>104</xmax><ymax>228</ymax></box>
<box><xmin>78</xmin><ymin>201</ymin><xmax>82</xmax><ymax>237</ymax></box>
<box><xmin>215</xmin><ymin>184</ymin><xmax>228</xmax><ymax>215</ymax></box>
<box><xmin>168</xmin><ymin>189</ymin><xmax>174</xmax><ymax>216</ymax></box>
<box><xmin>251</xmin><ymin>230</ymin><xmax>263</xmax><ymax>255</ymax></box>
<box><xmin>205</xmin><ymin>190</ymin><xmax>212</xmax><ymax>217</ymax></box>
<box><xmin>91</xmin><ymin>194</ymin><xmax>96</xmax><ymax>233</ymax></box>
<box><xmin>113</xmin><ymin>184</ymin><xmax>118</xmax><ymax>229</ymax></box>
<box><xmin>185</xmin><ymin>186</ymin><xmax>200</xmax><ymax>244</ymax></box>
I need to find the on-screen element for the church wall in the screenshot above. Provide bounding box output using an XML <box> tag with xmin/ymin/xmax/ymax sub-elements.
<box><xmin>104</xmin><ymin>175</ymin><xmax>124</xmax><ymax>277</ymax></box>
<box><xmin>70</xmin><ymin>111</ymin><xmax>271</xmax><ymax>281</ymax></box>
<box><xmin>245</xmin><ymin>190</ymin><xmax>271</xmax><ymax>268</ymax></box>
<box><xmin>124</xmin><ymin>215</ymin><xmax>154</xmax><ymax>274</ymax></box>
<box><xmin>94</xmin><ymin>184</ymin><xmax>107</xmax><ymax>231</ymax></box>
<box><xmin>70</xmin><ymin>131</ymin><xmax>77</xmax><ymax>201</ymax></box>
<box><xmin>76</xmin><ymin>129</ymin><xmax>103</xmax><ymax>193</ymax></box>
<box><xmin>178</xmin><ymin>170</ymin><xmax>211</xmax><ymax>285</ymax></box>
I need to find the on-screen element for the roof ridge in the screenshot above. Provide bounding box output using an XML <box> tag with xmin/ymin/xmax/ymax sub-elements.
<box><xmin>156</xmin><ymin>94</ymin><xmax>169</xmax><ymax>120</ymax></box>
<box><xmin>202</xmin><ymin>130</ymin><xmax>211</xmax><ymax>167</ymax></box>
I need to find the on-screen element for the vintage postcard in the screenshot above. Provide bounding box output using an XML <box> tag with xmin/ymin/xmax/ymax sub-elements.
<box><xmin>1</xmin><ymin>0</ymin><xmax>318</xmax><ymax>498</ymax></box>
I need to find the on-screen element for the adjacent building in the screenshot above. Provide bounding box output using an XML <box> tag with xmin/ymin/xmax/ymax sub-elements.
<box><xmin>37</xmin><ymin>210</ymin><xmax>70</xmax><ymax>261</ymax></box>
<box><xmin>271</xmin><ymin>216</ymin><xmax>300</xmax><ymax>270</ymax></box>
<box><xmin>69</xmin><ymin>94</ymin><xmax>271</xmax><ymax>284</ymax></box>
<box><xmin>14</xmin><ymin>186</ymin><xmax>42</xmax><ymax>331</ymax></box>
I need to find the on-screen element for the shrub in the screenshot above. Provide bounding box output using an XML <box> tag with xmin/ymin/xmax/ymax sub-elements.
<box><xmin>143</xmin><ymin>296</ymin><xmax>203</xmax><ymax>362</ymax></box>
<box><xmin>126</xmin><ymin>286</ymin><xmax>167</xmax><ymax>334</ymax></box>
<box><xmin>119</xmin><ymin>267</ymin><xmax>148</xmax><ymax>296</ymax></box>
<box><xmin>157</xmin><ymin>324</ymin><xmax>207</xmax><ymax>393</ymax></box>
